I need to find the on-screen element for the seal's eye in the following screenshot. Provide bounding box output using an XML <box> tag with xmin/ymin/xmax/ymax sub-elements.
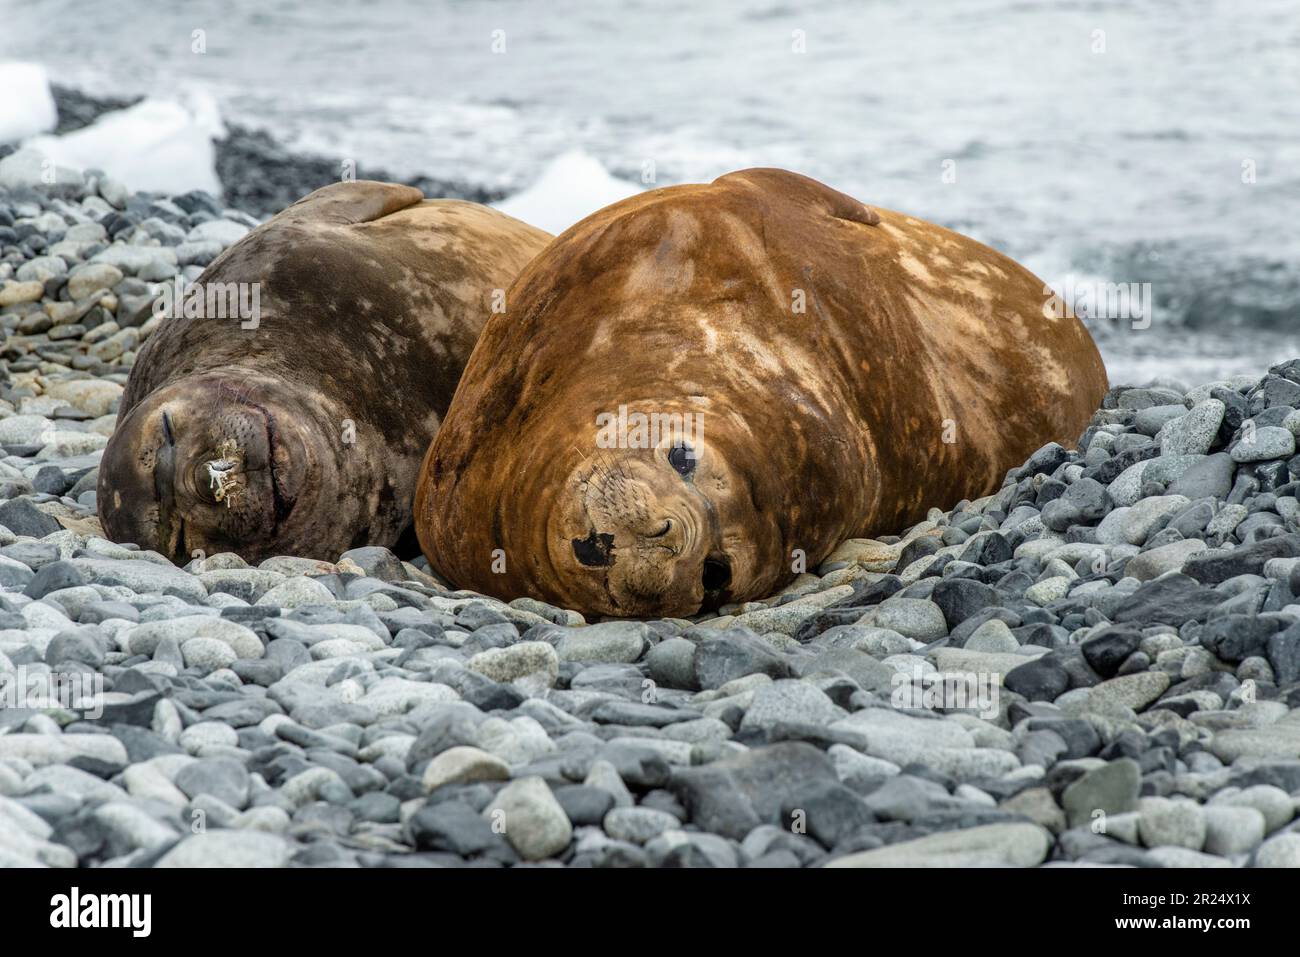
<box><xmin>668</xmin><ymin>442</ymin><xmax>695</xmax><ymax>476</ymax></box>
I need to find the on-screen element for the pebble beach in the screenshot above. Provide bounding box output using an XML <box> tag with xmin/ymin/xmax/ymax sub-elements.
<box><xmin>4</xmin><ymin>106</ymin><xmax>1300</xmax><ymax>870</ymax></box>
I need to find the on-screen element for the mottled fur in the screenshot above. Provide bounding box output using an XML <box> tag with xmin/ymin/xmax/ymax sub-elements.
<box><xmin>416</xmin><ymin>168</ymin><xmax>1107</xmax><ymax>617</ymax></box>
<box><xmin>100</xmin><ymin>181</ymin><xmax>551</xmax><ymax>562</ymax></box>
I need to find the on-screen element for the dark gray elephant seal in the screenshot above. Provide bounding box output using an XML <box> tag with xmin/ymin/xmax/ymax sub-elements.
<box><xmin>98</xmin><ymin>181</ymin><xmax>552</xmax><ymax>564</ymax></box>
<box><xmin>415</xmin><ymin>168</ymin><xmax>1107</xmax><ymax>618</ymax></box>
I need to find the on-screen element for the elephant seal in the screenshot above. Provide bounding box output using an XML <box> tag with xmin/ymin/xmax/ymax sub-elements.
<box><xmin>98</xmin><ymin>181</ymin><xmax>551</xmax><ymax>564</ymax></box>
<box><xmin>414</xmin><ymin>168</ymin><xmax>1108</xmax><ymax>617</ymax></box>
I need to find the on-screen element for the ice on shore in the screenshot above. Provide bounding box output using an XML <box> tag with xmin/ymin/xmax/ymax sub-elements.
<box><xmin>24</xmin><ymin>90</ymin><xmax>225</xmax><ymax>196</ymax></box>
<box><xmin>494</xmin><ymin>150</ymin><xmax>642</xmax><ymax>235</ymax></box>
<box><xmin>0</xmin><ymin>61</ymin><xmax>58</xmax><ymax>143</ymax></box>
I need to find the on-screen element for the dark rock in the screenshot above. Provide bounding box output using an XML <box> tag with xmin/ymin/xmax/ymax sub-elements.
<box><xmin>668</xmin><ymin>741</ymin><xmax>839</xmax><ymax>840</ymax></box>
<box><xmin>44</xmin><ymin>627</ymin><xmax>106</xmax><ymax>668</ymax></box>
<box><xmin>221</xmin><ymin>605</ymin><xmax>282</xmax><ymax>623</ymax></box>
<box><xmin>1111</xmin><ymin>574</ymin><xmax>1223</xmax><ymax>625</ymax></box>
<box><xmin>175</xmin><ymin>757</ymin><xmax>251</xmax><ymax>809</ymax></box>
<box><xmin>1098</xmin><ymin>729</ymin><xmax>1147</xmax><ymax>761</ymax></box>
<box><xmin>0</xmin><ymin>541</ymin><xmax>58</xmax><ymax>570</ymax></box>
<box><xmin>1044</xmin><ymin>478</ymin><xmax>1111</xmax><ymax>531</ymax></box>
<box><xmin>590</xmin><ymin>701</ymin><xmax>702</xmax><ymax>727</ymax></box>
<box><xmin>595</xmin><ymin>743</ymin><xmax>673</xmax><ymax>789</ymax></box>
<box><xmin>454</xmin><ymin>602</ymin><xmax>512</xmax><ymax>631</ymax></box>
<box><xmin>109</xmin><ymin>726</ymin><xmax>183</xmax><ymax>763</ymax></box>
<box><xmin>79</xmin><ymin>600</ymin><xmax>140</xmax><ymax>624</ymax></box>
<box><xmin>1228</xmin><ymin>761</ymin><xmax>1300</xmax><ymax>793</ymax></box>
<box><xmin>959</xmin><ymin>532</ymin><xmax>1012</xmax><ymax>566</ymax></box>
<box><xmin>930</xmin><ymin>578</ymin><xmax>1001</xmax><ymax>629</ymax></box>
<box><xmin>230</xmin><ymin>659</ymin><xmax>283</xmax><ymax>686</ymax></box>
<box><xmin>1013</xmin><ymin>622</ymin><xmax>1070</xmax><ymax>649</ymax></box>
<box><xmin>1087</xmin><ymin>445</ymin><xmax>1161</xmax><ymax>485</ymax></box>
<box><xmin>405</xmin><ymin>800</ymin><xmax>515</xmax><ymax>860</ymax></box>
<box><xmin>435</xmin><ymin>668</ymin><xmax>525</xmax><ymax>711</ymax></box>
<box><xmin>1017</xmin><ymin>442</ymin><xmax>1073</xmax><ymax>479</ymax></box>
<box><xmin>1035</xmin><ymin>477</ymin><xmax>1069</xmax><ymax>507</ymax></box>
<box><xmin>1263</xmin><ymin>377</ymin><xmax>1300</xmax><ymax>408</ymax></box>
<box><xmin>0</xmin><ymin>498</ymin><xmax>61</xmax><ymax>537</ymax></box>
<box><xmin>793</xmin><ymin>576</ymin><xmax>904</xmax><ymax>642</ymax></box>
<box><xmin>1199</xmin><ymin>615</ymin><xmax>1286</xmax><ymax>664</ymax></box>
<box><xmin>339</xmin><ymin>545</ymin><xmax>406</xmax><ymax>582</ymax></box>
<box><xmin>1080</xmin><ymin>624</ymin><xmax>1143</xmax><ymax>678</ymax></box>
<box><xmin>860</xmin><ymin>774</ymin><xmax>952</xmax><ymax>822</ymax></box>
<box><xmin>349</xmin><ymin>791</ymin><xmax>401</xmax><ymax>824</ymax></box>
<box><xmin>639</xmin><ymin>789</ymin><xmax>688</xmax><ymax>821</ymax></box>
<box><xmin>203</xmin><ymin>697</ymin><xmax>284</xmax><ymax>727</ymax></box>
<box><xmin>553</xmin><ymin>784</ymin><xmax>616</xmax><ymax>826</ymax></box>
<box><xmin>264</xmin><ymin>638</ymin><xmax>312</xmax><ymax>671</ymax></box>
<box><xmin>896</xmin><ymin>536</ymin><xmax>942</xmax><ymax>572</ymax></box>
<box><xmin>693</xmin><ymin>629</ymin><xmax>794</xmax><ymax>689</ymax></box>
<box><xmin>31</xmin><ymin>465</ymin><xmax>71</xmax><ymax>495</ymax></box>
<box><xmin>1017</xmin><ymin>729</ymin><xmax>1067</xmax><ymax>767</ymax></box>
<box><xmin>951</xmin><ymin>608</ymin><xmax>1023</xmax><ymax>647</ymax></box>
<box><xmin>97</xmin><ymin>691</ymin><xmax>160</xmax><ymax>726</ymax></box>
<box><xmin>841</xmin><ymin>574</ymin><xmax>906</xmax><ymax>607</ymax></box>
<box><xmin>305</xmin><ymin>751</ymin><xmax>376</xmax><ymax>796</ymax></box>
<box><xmin>1003</xmin><ymin>655</ymin><xmax>1071</xmax><ymax>701</ymax></box>
<box><xmin>1168</xmin><ymin>500</ymin><xmax>1216</xmax><ymax>538</ymax></box>
<box><xmin>405</xmin><ymin>704</ymin><xmax>484</xmax><ymax>772</ymax></box>
<box><xmin>1183</xmin><ymin>534</ymin><xmax>1300</xmax><ymax>585</ymax></box>
<box><xmin>781</xmin><ymin>779</ymin><xmax>875</xmax><ymax>848</ymax></box>
<box><xmin>23</xmin><ymin>559</ymin><xmax>88</xmax><ymax>598</ymax></box>
<box><xmin>1024</xmin><ymin>716</ymin><xmax>1102</xmax><ymax>758</ymax></box>
<box><xmin>1266</xmin><ymin>622</ymin><xmax>1300</xmax><ymax>686</ymax></box>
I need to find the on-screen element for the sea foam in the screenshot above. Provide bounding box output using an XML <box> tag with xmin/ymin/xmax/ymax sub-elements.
<box><xmin>0</xmin><ymin>61</ymin><xmax>58</xmax><ymax>143</ymax></box>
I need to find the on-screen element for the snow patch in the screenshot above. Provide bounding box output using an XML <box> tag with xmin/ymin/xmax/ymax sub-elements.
<box><xmin>494</xmin><ymin>150</ymin><xmax>642</xmax><ymax>235</ymax></box>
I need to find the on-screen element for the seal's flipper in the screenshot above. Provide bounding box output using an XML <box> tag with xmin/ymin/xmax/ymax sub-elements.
<box><xmin>276</xmin><ymin>180</ymin><xmax>425</xmax><ymax>227</ymax></box>
<box><xmin>714</xmin><ymin>167</ymin><xmax>880</xmax><ymax>227</ymax></box>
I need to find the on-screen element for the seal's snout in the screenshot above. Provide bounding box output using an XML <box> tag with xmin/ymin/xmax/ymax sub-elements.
<box><xmin>202</xmin><ymin>439</ymin><xmax>245</xmax><ymax>507</ymax></box>
<box><xmin>98</xmin><ymin>377</ymin><xmax>319</xmax><ymax>564</ymax></box>
<box><xmin>543</xmin><ymin>448</ymin><xmax>731</xmax><ymax>617</ymax></box>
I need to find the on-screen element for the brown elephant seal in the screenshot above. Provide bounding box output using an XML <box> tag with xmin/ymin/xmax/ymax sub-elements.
<box><xmin>98</xmin><ymin>181</ymin><xmax>551</xmax><ymax>564</ymax></box>
<box><xmin>414</xmin><ymin>168</ymin><xmax>1108</xmax><ymax>617</ymax></box>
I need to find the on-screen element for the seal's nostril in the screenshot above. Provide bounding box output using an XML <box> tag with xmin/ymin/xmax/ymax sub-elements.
<box><xmin>647</xmin><ymin>519</ymin><xmax>672</xmax><ymax>539</ymax></box>
<box><xmin>161</xmin><ymin>411</ymin><xmax>175</xmax><ymax>446</ymax></box>
<box><xmin>702</xmin><ymin>555</ymin><xmax>731</xmax><ymax>593</ymax></box>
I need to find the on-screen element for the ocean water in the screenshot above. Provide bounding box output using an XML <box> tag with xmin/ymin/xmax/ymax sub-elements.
<box><xmin>3</xmin><ymin>0</ymin><xmax>1297</xmax><ymax>383</ymax></box>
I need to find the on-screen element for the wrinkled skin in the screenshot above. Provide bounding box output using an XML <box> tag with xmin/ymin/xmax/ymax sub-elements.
<box><xmin>415</xmin><ymin>168</ymin><xmax>1108</xmax><ymax>618</ymax></box>
<box><xmin>99</xmin><ymin>181</ymin><xmax>552</xmax><ymax>564</ymax></box>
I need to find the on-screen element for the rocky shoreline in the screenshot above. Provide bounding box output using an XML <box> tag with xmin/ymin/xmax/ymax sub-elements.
<box><xmin>0</xmin><ymin>84</ymin><xmax>503</xmax><ymax>220</ymax></box>
<box><xmin>4</xmin><ymin>147</ymin><xmax>1300</xmax><ymax>868</ymax></box>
